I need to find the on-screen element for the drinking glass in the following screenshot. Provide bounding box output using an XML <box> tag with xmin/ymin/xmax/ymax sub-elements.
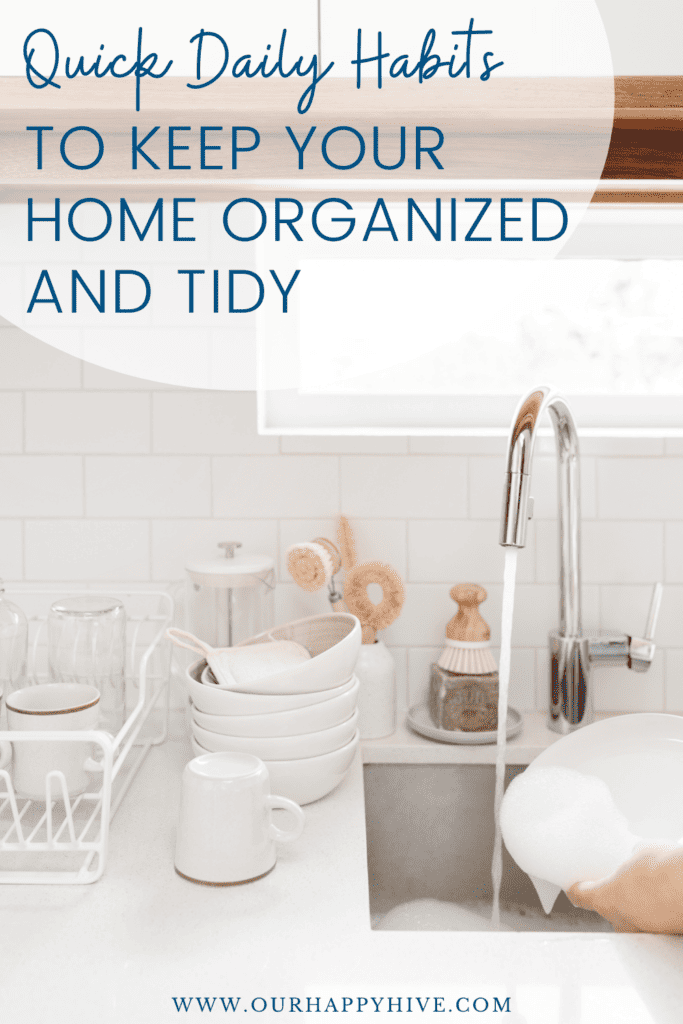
<box><xmin>48</xmin><ymin>596</ymin><xmax>126</xmax><ymax>734</ymax></box>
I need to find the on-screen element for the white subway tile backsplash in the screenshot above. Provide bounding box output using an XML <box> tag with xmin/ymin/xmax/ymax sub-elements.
<box><xmin>512</xmin><ymin>584</ymin><xmax>600</xmax><ymax>647</ymax></box>
<box><xmin>0</xmin><ymin>393</ymin><xmax>23</xmax><ymax>452</ymax></box>
<box><xmin>82</xmin><ymin>361</ymin><xmax>179</xmax><ymax>390</ymax></box>
<box><xmin>598</xmin><ymin>458</ymin><xmax>683</xmax><ymax>519</ymax></box>
<box><xmin>408</xmin><ymin>519</ymin><xmax>535</xmax><ymax>584</ymax></box>
<box><xmin>151</xmin><ymin>519</ymin><xmax>278</xmax><ymax>580</ymax></box>
<box><xmin>85</xmin><ymin>456</ymin><xmax>211</xmax><ymax>517</ymax></box>
<box><xmin>384</xmin><ymin>583</ymin><xmax>488</xmax><ymax>647</ymax></box>
<box><xmin>581</xmin><ymin>438</ymin><xmax>665</xmax><ymax>457</ymax></box>
<box><xmin>409</xmin><ymin>437</ymin><xmax>507</xmax><ymax>456</ymax></box>
<box><xmin>25</xmin><ymin>520</ymin><xmax>149</xmax><ymax>581</ymax></box>
<box><xmin>274</xmin><ymin>581</ymin><xmax>332</xmax><ymax>624</ymax></box>
<box><xmin>601</xmin><ymin>583</ymin><xmax>677</xmax><ymax>644</ymax></box>
<box><xmin>341</xmin><ymin>456</ymin><xmax>467</xmax><ymax>519</ymax></box>
<box><xmin>586</xmin><ymin>522</ymin><xmax>662</xmax><ymax>584</ymax></box>
<box><xmin>25</xmin><ymin>392</ymin><xmax>150</xmax><ymax>454</ymax></box>
<box><xmin>0</xmin><ymin>456</ymin><xmax>83</xmax><ymax>516</ymax></box>
<box><xmin>537</xmin><ymin>520</ymin><xmax>663</xmax><ymax>586</ymax></box>
<box><xmin>665</xmin><ymin>649</ymin><xmax>683</xmax><ymax>711</ymax></box>
<box><xmin>213</xmin><ymin>456</ymin><xmax>339</xmax><ymax>518</ymax></box>
<box><xmin>593</xmin><ymin>657</ymin><xmax>665</xmax><ymax>713</ymax></box>
<box><xmin>0</xmin><ymin>521</ymin><xmax>23</xmax><ymax>579</ymax></box>
<box><xmin>1</xmin><ymin>376</ymin><xmax>682</xmax><ymax>717</ymax></box>
<box><xmin>282</xmin><ymin>436</ymin><xmax>409</xmax><ymax>454</ymax></box>
<box><xmin>468</xmin><ymin>455</ymin><xmax>597</xmax><ymax>521</ymax></box>
<box><xmin>279</xmin><ymin>518</ymin><xmax>407</xmax><ymax>580</ymax></box>
<box><xmin>665</xmin><ymin>523</ymin><xmax>683</xmax><ymax>583</ymax></box>
<box><xmin>0</xmin><ymin>327</ymin><xmax>81</xmax><ymax>389</ymax></box>
<box><xmin>152</xmin><ymin>392</ymin><xmax>278</xmax><ymax>455</ymax></box>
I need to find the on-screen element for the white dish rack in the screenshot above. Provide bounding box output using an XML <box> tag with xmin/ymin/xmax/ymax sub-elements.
<box><xmin>0</xmin><ymin>588</ymin><xmax>173</xmax><ymax>884</ymax></box>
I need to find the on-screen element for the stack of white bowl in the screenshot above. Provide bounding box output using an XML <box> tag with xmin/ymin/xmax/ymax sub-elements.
<box><xmin>185</xmin><ymin>613</ymin><xmax>362</xmax><ymax>805</ymax></box>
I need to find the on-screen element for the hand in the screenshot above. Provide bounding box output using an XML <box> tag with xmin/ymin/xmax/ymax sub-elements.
<box><xmin>567</xmin><ymin>845</ymin><xmax>683</xmax><ymax>933</ymax></box>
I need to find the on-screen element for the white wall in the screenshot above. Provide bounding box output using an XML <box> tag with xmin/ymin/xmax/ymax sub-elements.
<box><xmin>1</xmin><ymin>319</ymin><xmax>681</xmax><ymax>719</ymax></box>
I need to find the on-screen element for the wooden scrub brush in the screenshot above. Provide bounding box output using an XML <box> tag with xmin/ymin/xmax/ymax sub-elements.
<box><xmin>437</xmin><ymin>584</ymin><xmax>498</xmax><ymax>675</ymax></box>
<box><xmin>286</xmin><ymin>538</ymin><xmax>347</xmax><ymax>611</ymax></box>
<box><xmin>344</xmin><ymin>561</ymin><xmax>405</xmax><ymax>644</ymax></box>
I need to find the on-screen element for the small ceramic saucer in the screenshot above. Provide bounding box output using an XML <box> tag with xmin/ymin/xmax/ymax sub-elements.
<box><xmin>407</xmin><ymin>702</ymin><xmax>522</xmax><ymax>745</ymax></box>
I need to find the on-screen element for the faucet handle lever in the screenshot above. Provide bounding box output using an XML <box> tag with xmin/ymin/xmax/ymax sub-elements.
<box><xmin>644</xmin><ymin>582</ymin><xmax>663</xmax><ymax>641</ymax></box>
<box><xmin>628</xmin><ymin>583</ymin><xmax>663</xmax><ymax>673</ymax></box>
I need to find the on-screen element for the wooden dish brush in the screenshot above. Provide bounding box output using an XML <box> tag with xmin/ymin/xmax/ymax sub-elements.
<box><xmin>286</xmin><ymin>538</ymin><xmax>347</xmax><ymax>611</ymax></box>
<box><xmin>437</xmin><ymin>584</ymin><xmax>498</xmax><ymax>675</ymax></box>
<box><xmin>343</xmin><ymin>561</ymin><xmax>405</xmax><ymax>644</ymax></box>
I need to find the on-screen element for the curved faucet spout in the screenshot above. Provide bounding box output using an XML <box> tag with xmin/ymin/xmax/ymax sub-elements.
<box><xmin>499</xmin><ymin>385</ymin><xmax>581</xmax><ymax>639</ymax></box>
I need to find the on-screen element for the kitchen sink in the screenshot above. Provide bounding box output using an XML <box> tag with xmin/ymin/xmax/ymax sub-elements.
<box><xmin>363</xmin><ymin>764</ymin><xmax>611</xmax><ymax>932</ymax></box>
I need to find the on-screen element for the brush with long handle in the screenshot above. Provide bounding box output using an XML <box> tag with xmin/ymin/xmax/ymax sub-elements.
<box><xmin>437</xmin><ymin>584</ymin><xmax>498</xmax><ymax>674</ymax></box>
<box><xmin>337</xmin><ymin>516</ymin><xmax>357</xmax><ymax>572</ymax></box>
<box><xmin>286</xmin><ymin>538</ymin><xmax>348</xmax><ymax>611</ymax></box>
<box><xmin>344</xmin><ymin>561</ymin><xmax>405</xmax><ymax>644</ymax></box>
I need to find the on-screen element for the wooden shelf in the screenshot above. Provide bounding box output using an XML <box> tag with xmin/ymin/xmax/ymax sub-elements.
<box><xmin>0</xmin><ymin>76</ymin><xmax>680</xmax><ymax>199</ymax></box>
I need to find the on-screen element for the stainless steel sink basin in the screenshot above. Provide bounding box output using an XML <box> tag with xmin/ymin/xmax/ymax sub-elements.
<box><xmin>363</xmin><ymin>764</ymin><xmax>611</xmax><ymax>932</ymax></box>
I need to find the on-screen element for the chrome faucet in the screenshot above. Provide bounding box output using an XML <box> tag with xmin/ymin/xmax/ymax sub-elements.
<box><xmin>499</xmin><ymin>386</ymin><xmax>662</xmax><ymax>734</ymax></box>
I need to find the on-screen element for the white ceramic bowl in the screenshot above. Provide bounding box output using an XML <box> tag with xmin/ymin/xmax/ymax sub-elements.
<box><xmin>192</xmin><ymin>676</ymin><xmax>360</xmax><ymax>737</ymax></box>
<box><xmin>233</xmin><ymin>613</ymin><xmax>361</xmax><ymax>694</ymax></box>
<box><xmin>191</xmin><ymin>708</ymin><xmax>359</xmax><ymax>761</ymax></box>
<box><xmin>191</xmin><ymin>730</ymin><xmax>360</xmax><ymax>805</ymax></box>
<box><xmin>186</xmin><ymin>660</ymin><xmax>356</xmax><ymax>716</ymax></box>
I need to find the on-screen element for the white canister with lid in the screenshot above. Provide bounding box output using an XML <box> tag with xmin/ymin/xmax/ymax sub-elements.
<box><xmin>185</xmin><ymin>542</ymin><xmax>275</xmax><ymax>648</ymax></box>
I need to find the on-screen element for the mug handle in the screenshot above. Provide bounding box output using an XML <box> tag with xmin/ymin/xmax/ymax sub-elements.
<box><xmin>84</xmin><ymin>733</ymin><xmax>116</xmax><ymax>772</ymax></box>
<box><xmin>267</xmin><ymin>795</ymin><xmax>305</xmax><ymax>844</ymax></box>
<box><xmin>0</xmin><ymin>741</ymin><xmax>11</xmax><ymax>771</ymax></box>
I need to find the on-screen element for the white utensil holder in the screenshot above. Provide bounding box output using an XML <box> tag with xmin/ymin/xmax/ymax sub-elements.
<box><xmin>355</xmin><ymin>640</ymin><xmax>396</xmax><ymax>740</ymax></box>
<box><xmin>0</xmin><ymin>588</ymin><xmax>173</xmax><ymax>884</ymax></box>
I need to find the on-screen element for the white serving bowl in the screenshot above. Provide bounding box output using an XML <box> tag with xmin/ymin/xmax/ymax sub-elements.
<box><xmin>191</xmin><ymin>730</ymin><xmax>360</xmax><ymax>805</ymax></box>
<box><xmin>191</xmin><ymin>709</ymin><xmax>359</xmax><ymax>761</ymax></box>
<box><xmin>186</xmin><ymin>660</ymin><xmax>356</xmax><ymax>716</ymax></box>
<box><xmin>192</xmin><ymin>676</ymin><xmax>360</xmax><ymax>737</ymax></box>
<box><xmin>233</xmin><ymin>613</ymin><xmax>361</xmax><ymax>694</ymax></box>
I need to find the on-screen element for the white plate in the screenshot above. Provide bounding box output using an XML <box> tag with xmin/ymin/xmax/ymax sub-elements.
<box><xmin>187</xmin><ymin>660</ymin><xmax>356</xmax><ymax>716</ymax></box>
<box><xmin>191</xmin><ymin>708</ymin><xmax>360</xmax><ymax>761</ymax></box>
<box><xmin>530</xmin><ymin>712</ymin><xmax>683</xmax><ymax>840</ymax></box>
<box><xmin>191</xmin><ymin>730</ymin><xmax>360</xmax><ymax>805</ymax></box>
<box><xmin>407</xmin><ymin>702</ymin><xmax>522</xmax><ymax>745</ymax></box>
<box><xmin>192</xmin><ymin>676</ymin><xmax>359</xmax><ymax>737</ymax></box>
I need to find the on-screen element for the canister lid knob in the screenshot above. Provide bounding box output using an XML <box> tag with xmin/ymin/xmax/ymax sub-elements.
<box><xmin>218</xmin><ymin>542</ymin><xmax>242</xmax><ymax>559</ymax></box>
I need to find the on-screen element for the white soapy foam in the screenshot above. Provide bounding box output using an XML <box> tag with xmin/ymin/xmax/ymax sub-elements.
<box><xmin>501</xmin><ymin>766</ymin><xmax>641</xmax><ymax>896</ymax></box>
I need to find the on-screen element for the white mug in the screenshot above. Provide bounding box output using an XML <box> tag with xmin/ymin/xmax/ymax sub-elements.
<box><xmin>0</xmin><ymin>683</ymin><xmax>100</xmax><ymax>801</ymax></box>
<box><xmin>175</xmin><ymin>751</ymin><xmax>305</xmax><ymax>885</ymax></box>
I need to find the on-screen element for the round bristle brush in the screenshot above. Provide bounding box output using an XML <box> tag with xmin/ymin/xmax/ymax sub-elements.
<box><xmin>286</xmin><ymin>539</ymin><xmax>348</xmax><ymax>611</ymax></box>
<box><xmin>286</xmin><ymin>542</ymin><xmax>334</xmax><ymax>591</ymax></box>
<box><xmin>344</xmin><ymin>561</ymin><xmax>405</xmax><ymax>644</ymax></box>
<box><xmin>437</xmin><ymin>583</ymin><xmax>498</xmax><ymax>675</ymax></box>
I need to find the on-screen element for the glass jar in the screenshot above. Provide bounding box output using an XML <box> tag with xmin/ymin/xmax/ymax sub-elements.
<box><xmin>0</xmin><ymin>583</ymin><xmax>28</xmax><ymax>696</ymax></box>
<box><xmin>429</xmin><ymin>663</ymin><xmax>499</xmax><ymax>732</ymax></box>
<box><xmin>48</xmin><ymin>596</ymin><xmax>127</xmax><ymax>734</ymax></box>
<box><xmin>186</xmin><ymin>542</ymin><xmax>275</xmax><ymax>648</ymax></box>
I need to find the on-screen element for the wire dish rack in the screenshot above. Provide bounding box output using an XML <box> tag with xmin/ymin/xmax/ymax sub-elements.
<box><xmin>0</xmin><ymin>589</ymin><xmax>173</xmax><ymax>884</ymax></box>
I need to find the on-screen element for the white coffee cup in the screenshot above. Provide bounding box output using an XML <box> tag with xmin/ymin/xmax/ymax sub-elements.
<box><xmin>0</xmin><ymin>683</ymin><xmax>100</xmax><ymax>801</ymax></box>
<box><xmin>175</xmin><ymin>751</ymin><xmax>305</xmax><ymax>885</ymax></box>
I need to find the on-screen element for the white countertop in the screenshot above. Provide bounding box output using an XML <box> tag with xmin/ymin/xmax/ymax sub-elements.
<box><xmin>1</xmin><ymin>718</ymin><xmax>682</xmax><ymax>1024</ymax></box>
<box><xmin>364</xmin><ymin>712</ymin><xmax>565</xmax><ymax>764</ymax></box>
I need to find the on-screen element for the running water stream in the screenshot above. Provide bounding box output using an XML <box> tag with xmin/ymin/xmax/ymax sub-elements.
<box><xmin>491</xmin><ymin>547</ymin><xmax>519</xmax><ymax>929</ymax></box>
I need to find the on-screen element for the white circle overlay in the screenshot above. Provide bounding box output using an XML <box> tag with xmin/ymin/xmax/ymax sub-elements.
<box><xmin>0</xmin><ymin>1</ymin><xmax>614</xmax><ymax>389</ymax></box>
